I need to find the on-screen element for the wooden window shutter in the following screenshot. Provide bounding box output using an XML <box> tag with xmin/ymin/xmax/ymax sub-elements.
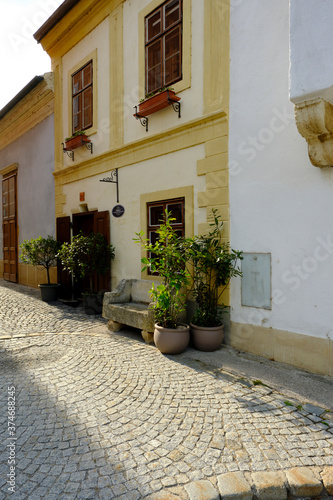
<box><xmin>147</xmin><ymin>39</ymin><xmax>163</xmax><ymax>93</ymax></box>
<box><xmin>146</xmin><ymin>198</ymin><xmax>185</xmax><ymax>275</ymax></box>
<box><xmin>72</xmin><ymin>61</ymin><xmax>93</xmax><ymax>134</ymax></box>
<box><xmin>56</xmin><ymin>216</ymin><xmax>71</xmax><ymax>297</ymax></box>
<box><xmin>146</xmin><ymin>8</ymin><xmax>162</xmax><ymax>42</ymax></box>
<box><xmin>145</xmin><ymin>0</ymin><xmax>182</xmax><ymax>94</ymax></box>
<box><xmin>83</xmin><ymin>87</ymin><xmax>93</xmax><ymax>129</ymax></box>
<box><xmin>164</xmin><ymin>26</ymin><xmax>181</xmax><ymax>86</ymax></box>
<box><xmin>93</xmin><ymin>211</ymin><xmax>111</xmax><ymax>292</ymax></box>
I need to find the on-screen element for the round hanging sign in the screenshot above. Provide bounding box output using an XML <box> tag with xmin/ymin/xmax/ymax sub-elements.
<box><xmin>112</xmin><ymin>204</ymin><xmax>125</xmax><ymax>218</ymax></box>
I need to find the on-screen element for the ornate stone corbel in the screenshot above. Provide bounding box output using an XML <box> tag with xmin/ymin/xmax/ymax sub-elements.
<box><xmin>294</xmin><ymin>97</ymin><xmax>333</xmax><ymax>167</ymax></box>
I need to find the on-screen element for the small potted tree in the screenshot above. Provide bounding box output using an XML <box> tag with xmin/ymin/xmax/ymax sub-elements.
<box><xmin>57</xmin><ymin>232</ymin><xmax>115</xmax><ymax>314</ymax></box>
<box><xmin>185</xmin><ymin>209</ymin><xmax>243</xmax><ymax>351</ymax></box>
<box><xmin>134</xmin><ymin>211</ymin><xmax>190</xmax><ymax>354</ymax></box>
<box><xmin>20</xmin><ymin>236</ymin><xmax>61</xmax><ymax>302</ymax></box>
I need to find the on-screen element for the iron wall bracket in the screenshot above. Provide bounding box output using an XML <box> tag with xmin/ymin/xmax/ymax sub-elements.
<box><xmin>62</xmin><ymin>141</ymin><xmax>93</xmax><ymax>161</ymax></box>
<box><xmin>133</xmin><ymin>107</ymin><xmax>149</xmax><ymax>132</ymax></box>
<box><xmin>99</xmin><ymin>168</ymin><xmax>119</xmax><ymax>203</ymax></box>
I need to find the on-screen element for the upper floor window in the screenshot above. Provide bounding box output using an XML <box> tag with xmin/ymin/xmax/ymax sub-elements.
<box><xmin>72</xmin><ymin>61</ymin><xmax>93</xmax><ymax>134</ymax></box>
<box><xmin>145</xmin><ymin>0</ymin><xmax>182</xmax><ymax>94</ymax></box>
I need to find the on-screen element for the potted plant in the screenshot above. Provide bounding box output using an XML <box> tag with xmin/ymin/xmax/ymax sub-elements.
<box><xmin>64</xmin><ymin>130</ymin><xmax>91</xmax><ymax>151</ymax></box>
<box><xmin>135</xmin><ymin>87</ymin><xmax>181</xmax><ymax>117</ymax></box>
<box><xmin>184</xmin><ymin>209</ymin><xmax>243</xmax><ymax>351</ymax></box>
<box><xmin>57</xmin><ymin>232</ymin><xmax>115</xmax><ymax>314</ymax></box>
<box><xmin>134</xmin><ymin>211</ymin><xmax>190</xmax><ymax>354</ymax></box>
<box><xmin>20</xmin><ymin>236</ymin><xmax>61</xmax><ymax>302</ymax></box>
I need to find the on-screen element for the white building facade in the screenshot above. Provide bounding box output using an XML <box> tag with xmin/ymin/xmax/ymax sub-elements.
<box><xmin>229</xmin><ymin>0</ymin><xmax>333</xmax><ymax>376</ymax></box>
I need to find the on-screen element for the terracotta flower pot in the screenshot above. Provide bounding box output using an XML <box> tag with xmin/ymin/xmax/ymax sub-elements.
<box><xmin>190</xmin><ymin>323</ymin><xmax>224</xmax><ymax>352</ymax></box>
<box><xmin>154</xmin><ymin>323</ymin><xmax>190</xmax><ymax>354</ymax></box>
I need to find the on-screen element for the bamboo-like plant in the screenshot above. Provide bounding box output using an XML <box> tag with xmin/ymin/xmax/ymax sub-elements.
<box><xmin>185</xmin><ymin>209</ymin><xmax>243</xmax><ymax>327</ymax></box>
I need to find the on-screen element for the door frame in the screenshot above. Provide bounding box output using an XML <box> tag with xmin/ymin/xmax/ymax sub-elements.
<box><xmin>56</xmin><ymin>210</ymin><xmax>111</xmax><ymax>298</ymax></box>
<box><xmin>2</xmin><ymin>168</ymin><xmax>18</xmax><ymax>283</ymax></box>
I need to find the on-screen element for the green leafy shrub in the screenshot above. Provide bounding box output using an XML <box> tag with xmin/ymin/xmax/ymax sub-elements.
<box><xmin>134</xmin><ymin>211</ymin><xmax>190</xmax><ymax>329</ymax></box>
<box><xmin>58</xmin><ymin>232</ymin><xmax>115</xmax><ymax>293</ymax></box>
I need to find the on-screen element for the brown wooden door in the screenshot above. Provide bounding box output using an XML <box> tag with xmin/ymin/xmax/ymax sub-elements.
<box><xmin>57</xmin><ymin>211</ymin><xmax>111</xmax><ymax>298</ymax></box>
<box><xmin>56</xmin><ymin>216</ymin><xmax>71</xmax><ymax>299</ymax></box>
<box><xmin>2</xmin><ymin>173</ymin><xmax>17</xmax><ymax>283</ymax></box>
<box><xmin>93</xmin><ymin>211</ymin><xmax>110</xmax><ymax>292</ymax></box>
<box><xmin>72</xmin><ymin>211</ymin><xmax>95</xmax><ymax>237</ymax></box>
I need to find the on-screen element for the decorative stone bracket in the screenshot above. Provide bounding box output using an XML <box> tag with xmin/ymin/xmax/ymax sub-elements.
<box><xmin>294</xmin><ymin>97</ymin><xmax>333</xmax><ymax>167</ymax></box>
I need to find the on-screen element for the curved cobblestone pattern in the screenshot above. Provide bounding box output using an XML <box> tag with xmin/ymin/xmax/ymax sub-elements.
<box><xmin>0</xmin><ymin>332</ymin><xmax>333</xmax><ymax>499</ymax></box>
<box><xmin>0</xmin><ymin>280</ymin><xmax>332</xmax><ymax>499</ymax></box>
<box><xmin>0</xmin><ymin>280</ymin><xmax>105</xmax><ymax>336</ymax></box>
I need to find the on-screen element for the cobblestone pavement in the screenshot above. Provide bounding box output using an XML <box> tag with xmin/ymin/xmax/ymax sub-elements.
<box><xmin>0</xmin><ymin>280</ymin><xmax>106</xmax><ymax>337</ymax></box>
<box><xmin>0</xmin><ymin>280</ymin><xmax>332</xmax><ymax>499</ymax></box>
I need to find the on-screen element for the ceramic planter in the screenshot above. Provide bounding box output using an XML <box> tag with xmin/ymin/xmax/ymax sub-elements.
<box><xmin>154</xmin><ymin>323</ymin><xmax>190</xmax><ymax>354</ymax></box>
<box><xmin>38</xmin><ymin>283</ymin><xmax>60</xmax><ymax>302</ymax></box>
<box><xmin>65</xmin><ymin>134</ymin><xmax>90</xmax><ymax>151</ymax></box>
<box><xmin>190</xmin><ymin>323</ymin><xmax>224</xmax><ymax>352</ymax></box>
<box><xmin>137</xmin><ymin>90</ymin><xmax>181</xmax><ymax>117</ymax></box>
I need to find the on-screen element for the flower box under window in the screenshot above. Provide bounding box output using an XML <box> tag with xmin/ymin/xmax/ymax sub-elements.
<box><xmin>64</xmin><ymin>134</ymin><xmax>91</xmax><ymax>151</ymax></box>
<box><xmin>133</xmin><ymin>89</ymin><xmax>181</xmax><ymax>131</ymax></box>
<box><xmin>137</xmin><ymin>89</ymin><xmax>180</xmax><ymax>116</ymax></box>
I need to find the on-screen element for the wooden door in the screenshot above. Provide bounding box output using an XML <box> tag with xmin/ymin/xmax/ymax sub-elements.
<box><xmin>72</xmin><ymin>211</ymin><xmax>95</xmax><ymax>237</ymax></box>
<box><xmin>57</xmin><ymin>211</ymin><xmax>111</xmax><ymax>298</ymax></box>
<box><xmin>2</xmin><ymin>173</ymin><xmax>17</xmax><ymax>282</ymax></box>
<box><xmin>93</xmin><ymin>211</ymin><xmax>110</xmax><ymax>292</ymax></box>
<box><xmin>56</xmin><ymin>216</ymin><xmax>71</xmax><ymax>299</ymax></box>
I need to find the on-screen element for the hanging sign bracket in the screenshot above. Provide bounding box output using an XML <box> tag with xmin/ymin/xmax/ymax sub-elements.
<box><xmin>100</xmin><ymin>168</ymin><xmax>119</xmax><ymax>203</ymax></box>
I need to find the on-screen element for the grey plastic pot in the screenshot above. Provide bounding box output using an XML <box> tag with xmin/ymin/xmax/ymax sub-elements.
<box><xmin>38</xmin><ymin>283</ymin><xmax>60</xmax><ymax>302</ymax></box>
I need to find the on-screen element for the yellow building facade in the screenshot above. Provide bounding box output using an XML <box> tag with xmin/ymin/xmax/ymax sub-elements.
<box><xmin>35</xmin><ymin>0</ymin><xmax>231</xmax><ymax>294</ymax></box>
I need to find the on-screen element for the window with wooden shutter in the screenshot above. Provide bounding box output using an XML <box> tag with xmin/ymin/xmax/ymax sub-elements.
<box><xmin>146</xmin><ymin>197</ymin><xmax>185</xmax><ymax>275</ymax></box>
<box><xmin>145</xmin><ymin>0</ymin><xmax>182</xmax><ymax>94</ymax></box>
<box><xmin>72</xmin><ymin>61</ymin><xmax>93</xmax><ymax>134</ymax></box>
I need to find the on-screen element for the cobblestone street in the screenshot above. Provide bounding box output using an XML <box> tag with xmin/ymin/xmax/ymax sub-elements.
<box><xmin>0</xmin><ymin>280</ymin><xmax>332</xmax><ymax>499</ymax></box>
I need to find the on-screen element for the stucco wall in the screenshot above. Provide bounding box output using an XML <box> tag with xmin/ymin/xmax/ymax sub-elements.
<box><xmin>60</xmin><ymin>0</ymin><xmax>204</xmax><ymax>157</ymax></box>
<box><xmin>61</xmin><ymin>18</ymin><xmax>110</xmax><ymax>163</ymax></box>
<box><xmin>229</xmin><ymin>0</ymin><xmax>333</xmax><ymax>345</ymax></box>
<box><xmin>62</xmin><ymin>144</ymin><xmax>206</xmax><ymax>288</ymax></box>
<box><xmin>0</xmin><ymin>114</ymin><xmax>55</xmax><ymax>260</ymax></box>
<box><xmin>289</xmin><ymin>0</ymin><xmax>333</xmax><ymax>104</ymax></box>
<box><xmin>123</xmin><ymin>0</ymin><xmax>204</xmax><ymax>144</ymax></box>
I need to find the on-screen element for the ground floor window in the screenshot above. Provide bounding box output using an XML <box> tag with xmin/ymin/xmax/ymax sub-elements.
<box><xmin>146</xmin><ymin>197</ymin><xmax>184</xmax><ymax>275</ymax></box>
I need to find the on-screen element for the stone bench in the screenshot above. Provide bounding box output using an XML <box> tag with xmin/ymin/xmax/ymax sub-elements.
<box><xmin>102</xmin><ymin>279</ymin><xmax>158</xmax><ymax>343</ymax></box>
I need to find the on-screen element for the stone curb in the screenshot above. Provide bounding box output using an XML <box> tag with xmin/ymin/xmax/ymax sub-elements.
<box><xmin>147</xmin><ymin>466</ymin><xmax>333</xmax><ymax>499</ymax></box>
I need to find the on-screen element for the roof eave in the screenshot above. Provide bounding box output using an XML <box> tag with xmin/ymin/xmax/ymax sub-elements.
<box><xmin>0</xmin><ymin>76</ymin><xmax>45</xmax><ymax>120</ymax></box>
<box><xmin>33</xmin><ymin>0</ymin><xmax>80</xmax><ymax>43</ymax></box>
